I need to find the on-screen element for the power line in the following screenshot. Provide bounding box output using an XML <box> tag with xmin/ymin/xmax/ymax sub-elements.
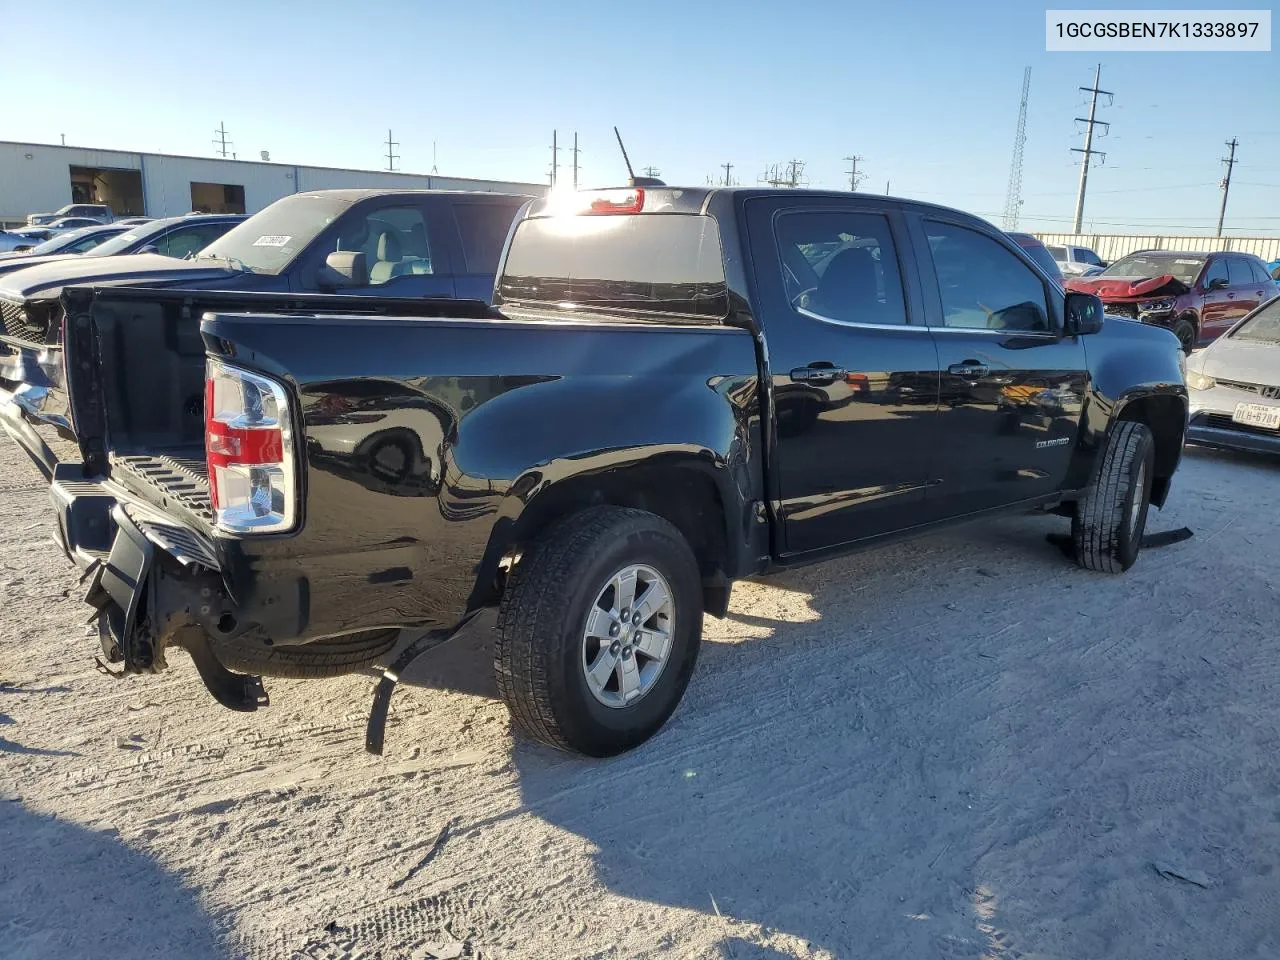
<box><xmin>1002</xmin><ymin>66</ymin><xmax>1031</xmax><ymax>230</ymax></box>
<box><xmin>384</xmin><ymin>129</ymin><xmax>400</xmax><ymax>172</ymax></box>
<box><xmin>843</xmin><ymin>155</ymin><xmax>866</xmax><ymax>192</ymax></box>
<box><xmin>1216</xmin><ymin>137</ymin><xmax>1238</xmax><ymax>238</ymax></box>
<box><xmin>212</xmin><ymin>121</ymin><xmax>234</xmax><ymax>159</ymax></box>
<box><xmin>1071</xmin><ymin>63</ymin><xmax>1112</xmax><ymax>234</ymax></box>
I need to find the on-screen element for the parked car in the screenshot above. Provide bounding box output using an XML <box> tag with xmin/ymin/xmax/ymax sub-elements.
<box><xmin>2</xmin><ymin>226</ymin><xmax>57</xmax><ymax>251</ymax></box>
<box><xmin>0</xmin><ymin>190</ymin><xmax>527</xmax><ymax>476</ymax></box>
<box><xmin>38</xmin><ymin>186</ymin><xmax>1187</xmax><ymax>758</ymax></box>
<box><xmin>1066</xmin><ymin>250</ymin><xmax>1279</xmax><ymax>352</ymax></box>
<box><xmin>0</xmin><ymin>223</ymin><xmax>129</xmax><ymax>262</ymax></box>
<box><xmin>0</xmin><ymin>214</ymin><xmax>244</xmax><ymax>280</ymax></box>
<box><xmin>26</xmin><ymin>203</ymin><xmax>113</xmax><ymax>226</ymax></box>
<box><xmin>1047</xmin><ymin>243</ymin><xmax>1106</xmax><ymax>278</ymax></box>
<box><xmin>1268</xmin><ymin>259</ymin><xmax>1280</xmax><ymax>280</ymax></box>
<box><xmin>1006</xmin><ymin>232</ymin><xmax>1064</xmax><ymax>284</ymax></box>
<box><xmin>0</xmin><ymin>230</ymin><xmax>41</xmax><ymax>253</ymax></box>
<box><xmin>1185</xmin><ymin>296</ymin><xmax>1280</xmax><ymax>456</ymax></box>
<box><xmin>44</xmin><ymin>217</ymin><xmax>108</xmax><ymax>233</ymax></box>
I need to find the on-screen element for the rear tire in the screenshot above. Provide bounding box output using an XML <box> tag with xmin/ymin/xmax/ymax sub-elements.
<box><xmin>1071</xmin><ymin>421</ymin><xmax>1155</xmax><ymax>573</ymax></box>
<box><xmin>214</xmin><ymin>629</ymin><xmax>400</xmax><ymax>678</ymax></box>
<box><xmin>1171</xmin><ymin>316</ymin><xmax>1197</xmax><ymax>354</ymax></box>
<box><xmin>495</xmin><ymin>506</ymin><xmax>703</xmax><ymax>757</ymax></box>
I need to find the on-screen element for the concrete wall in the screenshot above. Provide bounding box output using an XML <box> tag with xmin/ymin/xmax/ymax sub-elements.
<box><xmin>1035</xmin><ymin>232</ymin><xmax>1280</xmax><ymax>263</ymax></box>
<box><xmin>0</xmin><ymin>140</ymin><xmax>545</xmax><ymax>224</ymax></box>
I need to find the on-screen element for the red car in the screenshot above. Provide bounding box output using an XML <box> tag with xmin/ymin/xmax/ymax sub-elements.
<box><xmin>1066</xmin><ymin>250</ymin><xmax>1279</xmax><ymax>352</ymax></box>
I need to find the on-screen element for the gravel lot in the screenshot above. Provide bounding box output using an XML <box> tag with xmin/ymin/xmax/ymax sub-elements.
<box><xmin>2</xmin><ymin>432</ymin><xmax>1279</xmax><ymax>960</ymax></box>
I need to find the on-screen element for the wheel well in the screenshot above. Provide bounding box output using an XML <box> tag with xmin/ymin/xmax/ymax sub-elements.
<box><xmin>1117</xmin><ymin>396</ymin><xmax>1185</xmax><ymax>507</ymax></box>
<box><xmin>507</xmin><ymin>467</ymin><xmax>731</xmax><ymax>615</ymax></box>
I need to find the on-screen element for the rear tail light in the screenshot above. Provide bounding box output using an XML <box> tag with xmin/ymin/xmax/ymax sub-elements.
<box><xmin>546</xmin><ymin>188</ymin><xmax>645</xmax><ymax>217</ymax></box>
<box><xmin>204</xmin><ymin>359</ymin><xmax>297</xmax><ymax>534</ymax></box>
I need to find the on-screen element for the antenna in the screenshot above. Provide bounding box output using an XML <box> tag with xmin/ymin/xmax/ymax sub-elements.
<box><xmin>613</xmin><ymin>126</ymin><xmax>636</xmax><ymax>182</ymax></box>
<box><xmin>1002</xmin><ymin>66</ymin><xmax>1031</xmax><ymax>230</ymax></box>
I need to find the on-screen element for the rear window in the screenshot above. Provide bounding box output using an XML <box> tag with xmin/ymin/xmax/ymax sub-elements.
<box><xmin>497</xmin><ymin>214</ymin><xmax>728</xmax><ymax>321</ymax></box>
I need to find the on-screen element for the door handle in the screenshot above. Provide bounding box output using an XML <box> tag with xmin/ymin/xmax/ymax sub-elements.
<box><xmin>1227</xmin><ymin>293</ymin><xmax>1236</xmax><ymax>299</ymax></box>
<box><xmin>948</xmin><ymin>361</ymin><xmax>989</xmax><ymax>377</ymax></box>
<box><xmin>790</xmin><ymin>365</ymin><xmax>847</xmax><ymax>384</ymax></box>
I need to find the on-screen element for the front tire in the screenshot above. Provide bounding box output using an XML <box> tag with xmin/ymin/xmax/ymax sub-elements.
<box><xmin>1071</xmin><ymin>421</ymin><xmax>1155</xmax><ymax>573</ymax></box>
<box><xmin>495</xmin><ymin>506</ymin><xmax>703</xmax><ymax>756</ymax></box>
<box><xmin>1171</xmin><ymin>316</ymin><xmax>1197</xmax><ymax>354</ymax></box>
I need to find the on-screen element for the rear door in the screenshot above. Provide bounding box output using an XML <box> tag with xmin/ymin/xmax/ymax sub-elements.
<box><xmin>745</xmin><ymin>196</ymin><xmax>941</xmax><ymax>554</ymax></box>
<box><xmin>1227</xmin><ymin>256</ymin><xmax>1266</xmax><ymax>322</ymax></box>
<box><xmin>1199</xmin><ymin>256</ymin><xmax>1234</xmax><ymax>341</ymax></box>
<box><xmin>449</xmin><ymin>197</ymin><xmax>528</xmax><ymax>302</ymax></box>
<box><xmin>910</xmin><ymin>214</ymin><xmax>1087</xmax><ymax>518</ymax></box>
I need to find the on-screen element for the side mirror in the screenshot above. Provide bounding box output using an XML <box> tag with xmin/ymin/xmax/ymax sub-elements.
<box><xmin>318</xmin><ymin>250</ymin><xmax>368</xmax><ymax>289</ymax></box>
<box><xmin>1064</xmin><ymin>291</ymin><xmax>1104</xmax><ymax>336</ymax></box>
<box><xmin>1206</xmin><ymin>276</ymin><xmax>1229</xmax><ymax>291</ymax></box>
<box><xmin>137</xmin><ymin>244</ymin><xmax>159</xmax><ymax>255</ymax></box>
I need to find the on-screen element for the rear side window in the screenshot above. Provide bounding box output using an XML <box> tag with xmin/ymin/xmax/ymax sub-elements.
<box><xmin>498</xmin><ymin>214</ymin><xmax>728</xmax><ymax>321</ymax></box>
<box><xmin>1074</xmin><ymin>247</ymin><xmax>1103</xmax><ymax>266</ymax></box>
<box><xmin>1047</xmin><ymin>245</ymin><xmax>1068</xmax><ymax>260</ymax></box>
<box><xmin>924</xmin><ymin>221</ymin><xmax>1050</xmax><ymax>332</ymax></box>
<box><xmin>1248</xmin><ymin>259</ymin><xmax>1271</xmax><ymax>285</ymax></box>
<box><xmin>455</xmin><ymin>202</ymin><xmax>523</xmax><ymax>273</ymax></box>
<box><xmin>774</xmin><ymin>210</ymin><xmax>908</xmax><ymax>326</ymax></box>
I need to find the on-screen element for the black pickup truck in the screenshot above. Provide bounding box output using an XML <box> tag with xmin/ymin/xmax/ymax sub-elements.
<box><xmin>41</xmin><ymin>186</ymin><xmax>1187</xmax><ymax>757</ymax></box>
<box><xmin>0</xmin><ymin>189</ymin><xmax>530</xmax><ymax>480</ymax></box>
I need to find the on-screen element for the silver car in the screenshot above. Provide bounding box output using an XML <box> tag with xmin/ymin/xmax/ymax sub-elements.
<box><xmin>1186</xmin><ymin>295</ymin><xmax>1280</xmax><ymax>456</ymax></box>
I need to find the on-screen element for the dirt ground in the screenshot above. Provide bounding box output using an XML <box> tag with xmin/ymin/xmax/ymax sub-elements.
<box><xmin>2</xmin><ymin>432</ymin><xmax>1279</xmax><ymax>960</ymax></box>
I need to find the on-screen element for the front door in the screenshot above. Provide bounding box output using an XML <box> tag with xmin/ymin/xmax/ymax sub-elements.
<box><xmin>745</xmin><ymin>197</ymin><xmax>941</xmax><ymax>555</ymax></box>
<box><xmin>1199</xmin><ymin>256</ymin><xmax>1235</xmax><ymax>342</ymax></box>
<box><xmin>911</xmin><ymin>216</ymin><xmax>1088</xmax><ymax>518</ymax></box>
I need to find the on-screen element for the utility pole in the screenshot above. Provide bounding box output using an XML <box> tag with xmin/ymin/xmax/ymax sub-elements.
<box><xmin>1071</xmin><ymin>63</ymin><xmax>1111</xmax><ymax>234</ymax></box>
<box><xmin>430</xmin><ymin>141</ymin><xmax>439</xmax><ymax>175</ymax></box>
<box><xmin>571</xmin><ymin>132</ymin><xmax>581</xmax><ymax>189</ymax></box>
<box><xmin>843</xmin><ymin>155</ymin><xmax>866</xmax><ymax>192</ymax></box>
<box><xmin>384</xmin><ymin>129</ymin><xmax>400</xmax><ymax>172</ymax></box>
<box><xmin>212</xmin><ymin>122</ymin><xmax>233</xmax><ymax>159</ymax></box>
<box><xmin>1002</xmin><ymin>66</ymin><xmax>1032</xmax><ymax>230</ymax></box>
<box><xmin>642</xmin><ymin>165</ymin><xmax>661</xmax><ymax>178</ymax></box>
<box><xmin>885</xmin><ymin>180</ymin><xmax>890</xmax><ymax>195</ymax></box>
<box><xmin>1216</xmin><ymin>137</ymin><xmax>1238</xmax><ymax>238</ymax></box>
<box><xmin>549</xmin><ymin>130</ymin><xmax>560</xmax><ymax>187</ymax></box>
<box><xmin>60</xmin><ymin>133</ymin><xmax>66</xmax><ymax>146</ymax></box>
<box><xmin>721</xmin><ymin>161</ymin><xmax>735</xmax><ymax>186</ymax></box>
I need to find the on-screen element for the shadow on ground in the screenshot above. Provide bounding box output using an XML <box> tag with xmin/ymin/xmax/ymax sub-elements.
<box><xmin>0</xmin><ymin>802</ymin><xmax>224</xmax><ymax>960</ymax></box>
<box><xmin>389</xmin><ymin>463</ymin><xmax>1280</xmax><ymax>958</ymax></box>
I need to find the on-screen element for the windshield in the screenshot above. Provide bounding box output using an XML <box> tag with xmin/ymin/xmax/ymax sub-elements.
<box><xmin>84</xmin><ymin>225</ymin><xmax>158</xmax><ymax>257</ymax></box>
<box><xmin>197</xmin><ymin>194</ymin><xmax>350</xmax><ymax>274</ymax></box>
<box><xmin>30</xmin><ymin>227</ymin><xmax>97</xmax><ymax>254</ymax></box>
<box><xmin>1231</xmin><ymin>299</ymin><xmax>1280</xmax><ymax>342</ymax></box>
<box><xmin>1100</xmin><ymin>253</ymin><xmax>1205</xmax><ymax>284</ymax></box>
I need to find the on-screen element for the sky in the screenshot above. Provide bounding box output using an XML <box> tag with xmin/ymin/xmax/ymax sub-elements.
<box><xmin>3</xmin><ymin>0</ymin><xmax>1278</xmax><ymax>236</ymax></box>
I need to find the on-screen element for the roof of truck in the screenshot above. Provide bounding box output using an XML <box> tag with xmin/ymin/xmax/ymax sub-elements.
<box><xmin>293</xmin><ymin>188</ymin><xmax>533</xmax><ymax>202</ymax></box>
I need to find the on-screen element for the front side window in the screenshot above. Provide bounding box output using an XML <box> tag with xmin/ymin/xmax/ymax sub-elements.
<box><xmin>774</xmin><ymin>210</ymin><xmax>908</xmax><ymax>326</ymax></box>
<box><xmin>322</xmin><ymin>205</ymin><xmax>433</xmax><ymax>285</ymax></box>
<box><xmin>1203</xmin><ymin>258</ymin><xmax>1228</xmax><ymax>288</ymax></box>
<box><xmin>924</xmin><ymin>221</ymin><xmax>1050</xmax><ymax>332</ymax></box>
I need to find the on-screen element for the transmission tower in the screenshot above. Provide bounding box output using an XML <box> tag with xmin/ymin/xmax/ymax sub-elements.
<box><xmin>1002</xmin><ymin>67</ymin><xmax>1031</xmax><ymax>231</ymax></box>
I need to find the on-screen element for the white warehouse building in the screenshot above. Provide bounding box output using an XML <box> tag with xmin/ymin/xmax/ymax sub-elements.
<box><xmin>0</xmin><ymin>140</ymin><xmax>545</xmax><ymax>225</ymax></box>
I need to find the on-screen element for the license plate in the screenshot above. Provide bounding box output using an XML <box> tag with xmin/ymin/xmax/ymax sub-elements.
<box><xmin>1233</xmin><ymin>402</ymin><xmax>1280</xmax><ymax>430</ymax></box>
